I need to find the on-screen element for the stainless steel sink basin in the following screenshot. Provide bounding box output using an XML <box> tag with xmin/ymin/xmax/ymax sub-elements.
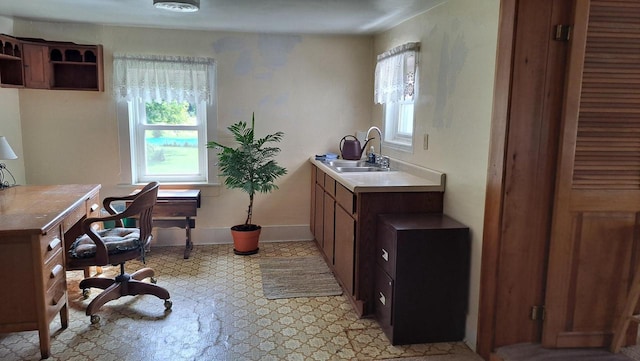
<box><xmin>323</xmin><ymin>160</ymin><xmax>392</xmax><ymax>173</ymax></box>
<box><xmin>334</xmin><ymin>166</ymin><xmax>387</xmax><ymax>172</ymax></box>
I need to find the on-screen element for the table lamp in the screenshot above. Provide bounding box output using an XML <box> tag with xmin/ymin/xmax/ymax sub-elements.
<box><xmin>0</xmin><ymin>136</ymin><xmax>17</xmax><ymax>189</ymax></box>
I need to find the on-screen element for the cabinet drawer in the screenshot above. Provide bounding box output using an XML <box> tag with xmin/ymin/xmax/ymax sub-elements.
<box><xmin>376</xmin><ymin>222</ymin><xmax>397</xmax><ymax>277</ymax></box>
<box><xmin>43</xmin><ymin>249</ymin><xmax>65</xmax><ymax>292</ymax></box>
<box><xmin>316</xmin><ymin>169</ymin><xmax>325</xmax><ymax>187</ymax></box>
<box><xmin>335</xmin><ymin>183</ymin><xmax>354</xmax><ymax>214</ymax></box>
<box><xmin>374</xmin><ymin>265</ymin><xmax>394</xmax><ymax>328</ymax></box>
<box><xmin>40</xmin><ymin>225</ymin><xmax>63</xmax><ymax>262</ymax></box>
<box><xmin>324</xmin><ymin>176</ymin><xmax>336</xmax><ymax>196</ymax></box>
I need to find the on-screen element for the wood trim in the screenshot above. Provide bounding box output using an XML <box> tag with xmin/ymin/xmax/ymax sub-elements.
<box><xmin>477</xmin><ymin>0</ymin><xmax>518</xmax><ymax>358</ymax></box>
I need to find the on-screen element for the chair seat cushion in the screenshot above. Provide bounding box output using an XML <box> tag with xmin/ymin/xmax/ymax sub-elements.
<box><xmin>69</xmin><ymin>227</ymin><xmax>142</xmax><ymax>259</ymax></box>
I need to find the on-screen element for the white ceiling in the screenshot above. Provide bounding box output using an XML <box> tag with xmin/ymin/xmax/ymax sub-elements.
<box><xmin>0</xmin><ymin>0</ymin><xmax>445</xmax><ymax>35</ymax></box>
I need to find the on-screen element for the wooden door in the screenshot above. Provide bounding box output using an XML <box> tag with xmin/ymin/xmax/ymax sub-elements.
<box><xmin>543</xmin><ymin>0</ymin><xmax>640</xmax><ymax>348</ymax></box>
<box><xmin>22</xmin><ymin>43</ymin><xmax>49</xmax><ymax>89</ymax></box>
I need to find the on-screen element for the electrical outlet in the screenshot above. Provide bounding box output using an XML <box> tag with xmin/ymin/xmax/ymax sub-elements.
<box><xmin>423</xmin><ymin>133</ymin><xmax>429</xmax><ymax>150</ymax></box>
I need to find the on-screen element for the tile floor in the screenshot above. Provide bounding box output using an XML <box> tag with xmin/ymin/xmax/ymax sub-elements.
<box><xmin>0</xmin><ymin>241</ymin><xmax>480</xmax><ymax>361</ymax></box>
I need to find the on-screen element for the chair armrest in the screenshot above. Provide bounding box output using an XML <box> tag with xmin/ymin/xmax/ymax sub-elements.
<box><xmin>81</xmin><ymin>217</ymin><xmax>110</xmax><ymax>264</ymax></box>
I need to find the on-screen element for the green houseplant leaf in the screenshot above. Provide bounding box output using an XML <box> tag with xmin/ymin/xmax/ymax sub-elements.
<box><xmin>206</xmin><ymin>113</ymin><xmax>287</xmax><ymax>227</ymax></box>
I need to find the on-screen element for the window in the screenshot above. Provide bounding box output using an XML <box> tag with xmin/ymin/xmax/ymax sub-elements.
<box><xmin>130</xmin><ymin>100</ymin><xmax>208</xmax><ymax>183</ymax></box>
<box><xmin>374</xmin><ymin>42</ymin><xmax>420</xmax><ymax>152</ymax></box>
<box><xmin>114</xmin><ymin>54</ymin><xmax>217</xmax><ymax>184</ymax></box>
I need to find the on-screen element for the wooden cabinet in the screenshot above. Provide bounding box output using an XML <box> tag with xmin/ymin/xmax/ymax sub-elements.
<box><xmin>0</xmin><ymin>34</ymin><xmax>24</xmax><ymax>87</ymax></box>
<box><xmin>374</xmin><ymin>213</ymin><xmax>470</xmax><ymax>345</ymax></box>
<box><xmin>310</xmin><ymin>164</ymin><xmax>445</xmax><ymax>316</ymax></box>
<box><xmin>0</xmin><ymin>34</ymin><xmax>104</xmax><ymax>91</ymax></box>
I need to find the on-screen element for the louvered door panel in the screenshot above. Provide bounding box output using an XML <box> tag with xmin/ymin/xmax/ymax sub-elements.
<box><xmin>573</xmin><ymin>0</ymin><xmax>640</xmax><ymax>189</ymax></box>
<box><xmin>544</xmin><ymin>0</ymin><xmax>640</xmax><ymax>348</ymax></box>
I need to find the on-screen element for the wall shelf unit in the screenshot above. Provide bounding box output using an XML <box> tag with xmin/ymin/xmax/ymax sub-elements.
<box><xmin>0</xmin><ymin>34</ymin><xmax>24</xmax><ymax>87</ymax></box>
<box><xmin>0</xmin><ymin>34</ymin><xmax>103</xmax><ymax>91</ymax></box>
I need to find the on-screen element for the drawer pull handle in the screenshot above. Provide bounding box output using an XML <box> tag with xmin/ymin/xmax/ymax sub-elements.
<box><xmin>50</xmin><ymin>264</ymin><xmax>63</xmax><ymax>279</ymax></box>
<box><xmin>90</xmin><ymin>203</ymin><xmax>99</xmax><ymax>212</ymax></box>
<box><xmin>48</xmin><ymin>238</ymin><xmax>61</xmax><ymax>251</ymax></box>
<box><xmin>381</xmin><ymin>248</ymin><xmax>389</xmax><ymax>262</ymax></box>
<box><xmin>379</xmin><ymin>291</ymin><xmax>386</xmax><ymax>306</ymax></box>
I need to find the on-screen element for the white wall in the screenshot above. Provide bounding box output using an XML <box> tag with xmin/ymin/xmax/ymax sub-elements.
<box><xmin>12</xmin><ymin>20</ymin><xmax>373</xmax><ymax>242</ymax></box>
<box><xmin>373</xmin><ymin>0</ymin><xmax>500</xmax><ymax>350</ymax></box>
<box><xmin>0</xmin><ymin>16</ymin><xmax>26</xmax><ymax>186</ymax></box>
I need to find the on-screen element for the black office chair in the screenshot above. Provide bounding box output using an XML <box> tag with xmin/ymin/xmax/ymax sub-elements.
<box><xmin>67</xmin><ymin>181</ymin><xmax>171</xmax><ymax>323</ymax></box>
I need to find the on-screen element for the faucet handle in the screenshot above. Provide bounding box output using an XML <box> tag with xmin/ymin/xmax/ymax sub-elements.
<box><xmin>378</xmin><ymin>156</ymin><xmax>390</xmax><ymax>169</ymax></box>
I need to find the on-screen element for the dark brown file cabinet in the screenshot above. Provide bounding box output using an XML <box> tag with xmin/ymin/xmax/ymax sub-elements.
<box><xmin>375</xmin><ymin>213</ymin><xmax>470</xmax><ymax>345</ymax></box>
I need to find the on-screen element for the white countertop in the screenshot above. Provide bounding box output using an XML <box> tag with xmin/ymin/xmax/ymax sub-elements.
<box><xmin>310</xmin><ymin>157</ymin><xmax>445</xmax><ymax>193</ymax></box>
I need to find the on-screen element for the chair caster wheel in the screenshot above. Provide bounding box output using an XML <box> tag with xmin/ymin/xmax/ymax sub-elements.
<box><xmin>151</xmin><ymin>277</ymin><xmax>157</xmax><ymax>284</ymax></box>
<box><xmin>164</xmin><ymin>300</ymin><xmax>172</xmax><ymax>310</ymax></box>
<box><xmin>90</xmin><ymin>315</ymin><xmax>100</xmax><ymax>324</ymax></box>
<box><xmin>82</xmin><ymin>289</ymin><xmax>90</xmax><ymax>299</ymax></box>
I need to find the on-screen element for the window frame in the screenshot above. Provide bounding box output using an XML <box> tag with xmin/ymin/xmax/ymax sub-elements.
<box><xmin>117</xmin><ymin>99</ymin><xmax>218</xmax><ymax>186</ymax></box>
<box><xmin>383</xmin><ymin>100</ymin><xmax>415</xmax><ymax>152</ymax></box>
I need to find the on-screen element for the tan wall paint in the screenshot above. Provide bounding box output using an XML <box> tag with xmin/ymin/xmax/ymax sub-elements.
<box><xmin>373</xmin><ymin>0</ymin><xmax>500</xmax><ymax>350</ymax></box>
<box><xmin>13</xmin><ymin>21</ymin><xmax>373</xmax><ymax>234</ymax></box>
<box><xmin>0</xmin><ymin>16</ymin><xmax>25</xmax><ymax>186</ymax></box>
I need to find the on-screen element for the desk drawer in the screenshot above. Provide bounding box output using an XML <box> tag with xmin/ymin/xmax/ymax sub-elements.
<box><xmin>62</xmin><ymin>203</ymin><xmax>86</xmax><ymax>233</ymax></box>
<box><xmin>43</xmin><ymin>249</ymin><xmax>65</xmax><ymax>292</ymax></box>
<box><xmin>153</xmin><ymin>200</ymin><xmax>197</xmax><ymax>218</ymax></box>
<box><xmin>40</xmin><ymin>226</ymin><xmax>62</xmax><ymax>262</ymax></box>
<box><xmin>45</xmin><ymin>277</ymin><xmax>67</xmax><ymax>321</ymax></box>
<box><xmin>86</xmin><ymin>193</ymin><xmax>101</xmax><ymax>218</ymax></box>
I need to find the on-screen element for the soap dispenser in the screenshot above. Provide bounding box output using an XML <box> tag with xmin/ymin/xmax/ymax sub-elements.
<box><xmin>368</xmin><ymin>145</ymin><xmax>376</xmax><ymax>163</ymax></box>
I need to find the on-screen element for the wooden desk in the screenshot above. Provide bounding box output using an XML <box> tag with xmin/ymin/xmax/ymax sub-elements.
<box><xmin>0</xmin><ymin>184</ymin><xmax>101</xmax><ymax>359</ymax></box>
<box><xmin>132</xmin><ymin>189</ymin><xmax>201</xmax><ymax>259</ymax></box>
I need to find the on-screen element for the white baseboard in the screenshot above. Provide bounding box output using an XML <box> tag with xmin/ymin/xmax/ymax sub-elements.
<box><xmin>153</xmin><ymin>224</ymin><xmax>314</xmax><ymax>247</ymax></box>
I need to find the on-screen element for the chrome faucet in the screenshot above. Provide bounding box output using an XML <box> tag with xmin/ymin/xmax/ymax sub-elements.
<box><xmin>365</xmin><ymin>126</ymin><xmax>389</xmax><ymax>169</ymax></box>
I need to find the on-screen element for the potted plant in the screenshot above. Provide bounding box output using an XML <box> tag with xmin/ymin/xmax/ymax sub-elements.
<box><xmin>206</xmin><ymin>113</ymin><xmax>287</xmax><ymax>255</ymax></box>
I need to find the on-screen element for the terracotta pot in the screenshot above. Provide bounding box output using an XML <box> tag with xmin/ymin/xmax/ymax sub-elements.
<box><xmin>230</xmin><ymin>224</ymin><xmax>261</xmax><ymax>255</ymax></box>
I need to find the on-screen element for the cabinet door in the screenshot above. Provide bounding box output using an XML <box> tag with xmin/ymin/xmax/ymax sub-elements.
<box><xmin>335</xmin><ymin>205</ymin><xmax>355</xmax><ymax>295</ymax></box>
<box><xmin>313</xmin><ymin>183</ymin><xmax>324</xmax><ymax>247</ymax></box>
<box><xmin>22</xmin><ymin>43</ymin><xmax>49</xmax><ymax>89</ymax></box>
<box><xmin>323</xmin><ymin>192</ymin><xmax>335</xmax><ymax>263</ymax></box>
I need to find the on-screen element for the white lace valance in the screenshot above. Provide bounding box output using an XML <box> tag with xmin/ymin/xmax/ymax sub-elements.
<box><xmin>113</xmin><ymin>54</ymin><xmax>216</xmax><ymax>104</ymax></box>
<box><xmin>374</xmin><ymin>42</ymin><xmax>420</xmax><ymax>104</ymax></box>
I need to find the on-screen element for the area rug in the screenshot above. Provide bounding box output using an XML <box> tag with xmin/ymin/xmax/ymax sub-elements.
<box><xmin>259</xmin><ymin>256</ymin><xmax>343</xmax><ymax>299</ymax></box>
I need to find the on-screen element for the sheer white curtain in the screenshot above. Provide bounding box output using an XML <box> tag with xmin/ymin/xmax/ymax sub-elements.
<box><xmin>113</xmin><ymin>54</ymin><xmax>215</xmax><ymax>104</ymax></box>
<box><xmin>374</xmin><ymin>42</ymin><xmax>420</xmax><ymax>105</ymax></box>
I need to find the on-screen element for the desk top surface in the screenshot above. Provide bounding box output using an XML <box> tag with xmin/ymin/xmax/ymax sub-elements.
<box><xmin>0</xmin><ymin>184</ymin><xmax>101</xmax><ymax>235</ymax></box>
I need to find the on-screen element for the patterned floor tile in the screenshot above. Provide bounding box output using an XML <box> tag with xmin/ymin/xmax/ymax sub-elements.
<box><xmin>0</xmin><ymin>241</ymin><xmax>477</xmax><ymax>361</ymax></box>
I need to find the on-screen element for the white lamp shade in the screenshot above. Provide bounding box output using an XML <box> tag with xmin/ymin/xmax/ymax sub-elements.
<box><xmin>0</xmin><ymin>136</ymin><xmax>17</xmax><ymax>160</ymax></box>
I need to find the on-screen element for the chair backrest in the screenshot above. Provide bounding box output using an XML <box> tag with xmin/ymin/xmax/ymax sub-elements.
<box><xmin>121</xmin><ymin>181</ymin><xmax>159</xmax><ymax>247</ymax></box>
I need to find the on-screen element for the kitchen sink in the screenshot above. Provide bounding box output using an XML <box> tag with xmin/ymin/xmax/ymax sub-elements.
<box><xmin>323</xmin><ymin>159</ymin><xmax>392</xmax><ymax>173</ymax></box>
